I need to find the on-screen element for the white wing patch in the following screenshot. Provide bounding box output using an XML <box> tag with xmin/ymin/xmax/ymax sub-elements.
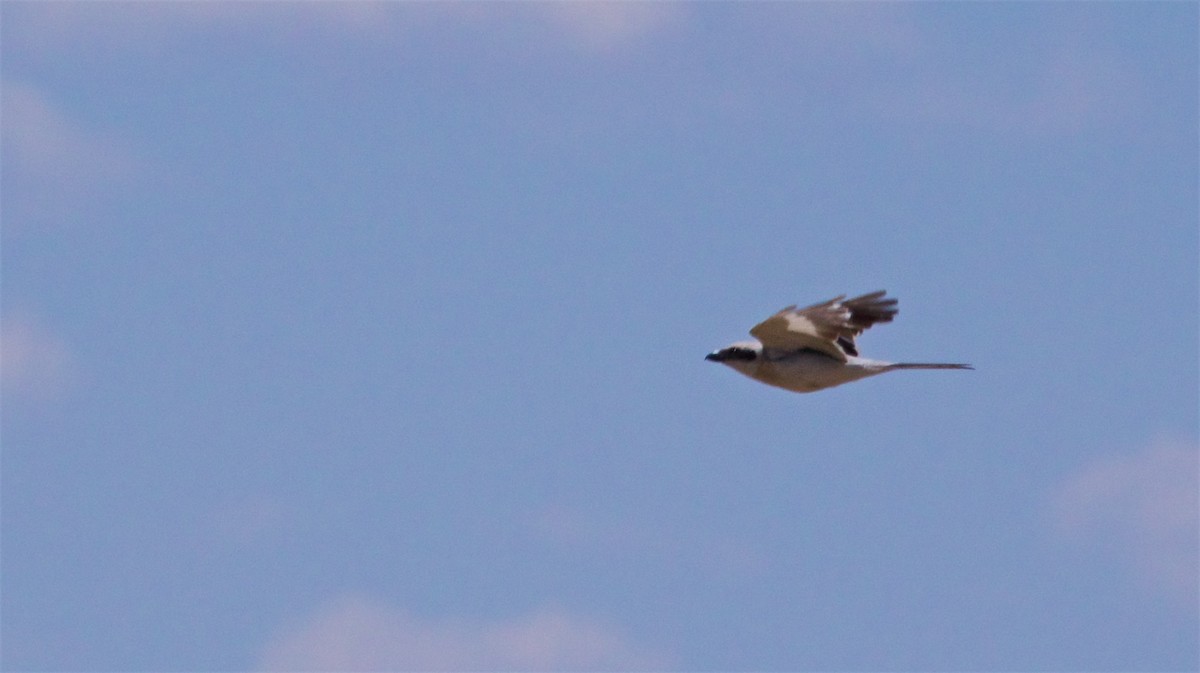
<box><xmin>748</xmin><ymin>291</ymin><xmax>898</xmax><ymax>362</ymax></box>
<box><xmin>750</xmin><ymin>306</ymin><xmax>848</xmax><ymax>361</ymax></box>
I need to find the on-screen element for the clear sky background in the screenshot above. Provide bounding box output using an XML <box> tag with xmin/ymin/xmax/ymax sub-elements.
<box><xmin>2</xmin><ymin>3</ymin><xmax>1197</xmax><ymax>671</ymax></box>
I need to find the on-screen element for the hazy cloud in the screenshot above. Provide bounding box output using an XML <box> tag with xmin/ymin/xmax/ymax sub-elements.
<box><xmin>257</xmin><ymin>595</ymin><xmax>673</xmax><ymax>671</ymax></box>
<box><xmin>3</xmin><ymin>2</ymin><xmax>392</xmax><ymax>55</ymax></box>
<box><xmin>1051</xmin><ymin>440</ymin><xmax>1199</xmax><ymax>597</ymax></box>
<box><xmin>874</xmin><ymin>41</ymin><xmax>1143</xmax><ymax>136</ymax></box>
<box><xmin>775</xmin><ymin>3</ymin><xmax>921</xmax><ymax>58</ymax></box>
<box><xmin>1</xmin><ymin>81</ymin><xmax>138</xmax><ymax>227</ymax></box>
<box><xmin>0</xmin><ymin>314</ymin><xmax>74</xmax><ymax>402</ymax></box>
<box><xmin>1</xmin><ymin>82</ymin><xmax>134</xmax><ymax>178</ymax></box>
<box><xmin>5</xmin><ymin>2</ymin><xmax>680</xmax><ymax>57</ymax></box>
<box><xmin>198</xmin><ymin>494</ymin><xmax>291</xmax><ymax>550</ymax></box>
<box><xmin>534</xmin><ymin>2</ymin><xmax>682</xmax><ymax>52</ymax></box>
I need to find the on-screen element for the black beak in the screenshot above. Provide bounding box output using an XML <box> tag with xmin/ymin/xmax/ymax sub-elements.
<box><xmin>706</xmin><ymin>347</ymin><xmax>756</xmax><ymax>363</ymax></box>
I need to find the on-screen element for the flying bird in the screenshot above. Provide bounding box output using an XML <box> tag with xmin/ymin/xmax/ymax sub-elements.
<box><xmin>706</xmin><ymin>291</ymin><xmax>972</xmax><ymax>393</ymax></box>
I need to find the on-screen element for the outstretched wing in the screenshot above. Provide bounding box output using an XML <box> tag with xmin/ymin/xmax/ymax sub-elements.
<box><xmin>749</xmin><ymin>290</ymin><xmax>898</xmax><ymax>361</ymax></box>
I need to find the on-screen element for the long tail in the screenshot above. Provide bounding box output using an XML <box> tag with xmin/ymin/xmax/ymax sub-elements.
<box><xmin>888</xmin><ymin>362</ymin><xmax>973</xmax><ymax>370</ymax></box>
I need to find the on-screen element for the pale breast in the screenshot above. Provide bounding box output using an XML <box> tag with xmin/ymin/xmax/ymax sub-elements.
<box><xmin>754</xmin><ymin>349</ymin><xmax>875</xmax><ymax>393</ymax></box>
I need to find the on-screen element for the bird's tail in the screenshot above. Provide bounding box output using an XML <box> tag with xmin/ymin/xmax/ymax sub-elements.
<box><xmin>888</xmin><ymin>362</ymin><xmax>974</xmax><ymax>370</ymax></box>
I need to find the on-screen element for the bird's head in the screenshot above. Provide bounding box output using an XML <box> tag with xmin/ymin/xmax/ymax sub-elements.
<box><xmin>705</xmin><ymin>340</ymin><xmax>762</xmax><ymax>374</ymax></box>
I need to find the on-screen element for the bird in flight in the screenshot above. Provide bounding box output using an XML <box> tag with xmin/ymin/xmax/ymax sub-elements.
<box><xmin>706</xmin><ymin>291</ymin><xmax>972</xmax><ymax>393</ymax></box>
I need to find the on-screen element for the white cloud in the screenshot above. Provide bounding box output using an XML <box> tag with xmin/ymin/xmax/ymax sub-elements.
<box><xmin>0</xmin><ymin>314</ymin><xmax>74</xmax><ymax>402</ymax></box>
<box><xmin>1050</xmin><ymin>440</ymin><xmax>1199</xmax><ymax>597</ymax></box>
<box><xmin>257</xmin><ymin>595</ymin><xmax>673</xmax><ymax>671</ymax></box>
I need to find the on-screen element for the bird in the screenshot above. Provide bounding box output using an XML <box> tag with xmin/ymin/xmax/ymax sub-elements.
<box><xmin>705</xmin><ymin>290</ymin><xmax>972</xmax><ymax>393</ymax></box>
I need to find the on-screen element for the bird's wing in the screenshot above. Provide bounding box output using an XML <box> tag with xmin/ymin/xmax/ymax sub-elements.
<box><xmin>749</xmin><ymin>290</ymin><xmax>898</xmax><ymax>362</ymax></box>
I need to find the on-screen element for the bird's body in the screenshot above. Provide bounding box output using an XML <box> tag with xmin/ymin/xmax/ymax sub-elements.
<box><xmin>706</xmin><ymin>291</ymin><xmax>971</xmax><ymax>393</ymax></box>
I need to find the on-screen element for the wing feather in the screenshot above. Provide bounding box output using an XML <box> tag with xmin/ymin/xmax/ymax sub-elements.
<box><xmin>749</xmin><ymin>290</ymin><xmax>898</xmax><ymax>361</ymax></box>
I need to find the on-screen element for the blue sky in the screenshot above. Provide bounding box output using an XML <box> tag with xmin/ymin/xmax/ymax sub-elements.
<box><xmin>2</xmin><ymin>2</ymin><xmax>1196</xmax><ymax>670</ymax></box>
